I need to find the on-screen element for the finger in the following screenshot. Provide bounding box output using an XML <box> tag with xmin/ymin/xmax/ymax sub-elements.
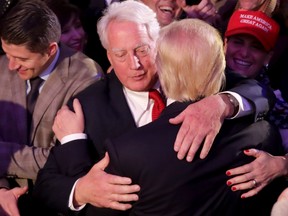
<box><xmin>108</xmin><ymin>201</ymin><xmax>133</xmax><ymax>211</ymax></box>
<box><xmin>230</xmin><ymin>180</ymin><xmax>257</xmax><ymax>192</ymax></box>
<box><xmin>169</xmin><ymin>110</ymin><xmax>185</xmax><ymax>125</ymax></box>
<box><xmin>12</xmin><ymin>186</ymin><xmax>28</xmax><ymax>198</ymax></box>
<box><xmin>173</xmin><ymin>121</ymin><xmax>190</xmax><ymax>152</ymax></box>
<box><xmin>183</xmin><ymin>132</ymin><xmax>205</xmax><ymax>162</ymax></box>
<box><xmin>105</xmin><ymin>172</ymin><xmax>137</xmax><ymax>186</ymax></box>
<box><xmin>73</xmin><ymin>98</ymin><xmax>84</xmax><ymax>119</ymax></box>
<box><xmin>226</xmin><ymin>172</ymin><xmax>254</xmax><ymax>188</ymax></box>
<box><xmin>58</xmin><ymin>105</ymin><xmax>70</xmax><ymax>113</ymax></box>
<box><xmin>199</xmin><ymin>132</ymin><xmax>216</xmax><ymax>159</ymax></box>
<box><xmin>243</xmin><ymin>148</ymin><xmax>260</xmax><ymax>157</ymax></box>
<box><xmin>95</xmin><ymin>152</ymin><xmax>110</xmax><ymax>171</ymax></box>
<box><xmin>240</xmin><ymin>186</ymin><xmax>264</xmax><ymax>199</ymax></box>
<box><xmin>110</xmin><ymin>192</ymin><xmax>139</xmax><ymax>202</ymax></box>
<box><xmin>226</xmin><ymin>163</ymin><xmax>252</xmax><ymax>176</ymax></box>
<box><xmin>175</xmin><ymin>124</ymin><xmax>192</xmax><ymax>158</ymax></box>
<box><xmin>199</xmin><ymin>6</ymin><xmax>215</xmax><ymax>19</ymax></box>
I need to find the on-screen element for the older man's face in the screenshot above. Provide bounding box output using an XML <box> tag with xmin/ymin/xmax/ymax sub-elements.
<box><xmin>140</xmin><ymin>0</ymin><xmax>183</xmax><ymax>26</ymax></box>
<box><xmin>106</xmin><ymin>20</ymin><xmax>158</xmax><ymax>92</ymax></box>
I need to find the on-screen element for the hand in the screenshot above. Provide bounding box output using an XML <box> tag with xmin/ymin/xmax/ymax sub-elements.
<box><xmin>170</xmin><ymin>94</ymin><xmax>228</xmax><ymax>162</ymax></box>
<box><xmin>179</xmin><ymin>0</ymin><xmax>218</xmax><ymax>24</ymax></box>
<box><xmin>0</xmin><ymin>187</ymin><xmax>28</xmax><ymax>216</ymax></box>
<box><xmin>74</xmin><ymin>153</ymin><xmax>140</xmax><ymax>210</ymax></box>
<box><xmin>53</xmin><ymin>98</ymin><xmax>84</xmax><ymax>140</ymax></box>
<box><xmin>226</xmin><ymin>149</ymin><xmax>288</xmax><ymax>199</ymax></box>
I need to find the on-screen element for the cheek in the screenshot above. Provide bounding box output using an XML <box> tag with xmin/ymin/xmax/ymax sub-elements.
<box><xmin>79</xmin><ymin>28</ymin><xmax>85</xmax><ymax>37</ymax></box>
<box><xmin>60</xmin><ymin>34</ymin><xmax>70</xmax><ymax>43</ymax></box>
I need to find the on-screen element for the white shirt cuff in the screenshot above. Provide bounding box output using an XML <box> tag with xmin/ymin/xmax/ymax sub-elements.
<box><xmin>61</xmin><ymin>133</ymin><xmax>87</xmax><ymax>145</ymax></box>
<box><xmin>68</xmin><ymin>179</ymin><xmax>86</xmax><ymax>211</ymax></box>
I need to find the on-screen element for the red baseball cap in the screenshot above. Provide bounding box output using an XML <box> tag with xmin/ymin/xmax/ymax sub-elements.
<box><xmin>225</xmin><ymin>10</ymin><xmax>279</xmax><ymax>51</ymax></box>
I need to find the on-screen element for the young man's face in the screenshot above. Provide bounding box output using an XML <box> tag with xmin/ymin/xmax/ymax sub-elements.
<box><xmin>225</xmin><ymin>34</ymin><xmax>271</xmax><ymax>78</ymax></box>
<box><xmin>1</xmin><ymin>39</ymin><xmax>56</xmax><ymax>80</ymax></box>
<box><xmin>107</xmin><ymin>20</ymin><xmax>158</xmax><ymax>92</ymax></box>
<box><xmin>140</xmin><ymin>0</ymin><xmax>182</xmax><ymax>26</ymax></box>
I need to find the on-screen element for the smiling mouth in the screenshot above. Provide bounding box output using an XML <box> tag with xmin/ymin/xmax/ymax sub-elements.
<box><xmin>159</xmin><ymin>6</ymin><xmax>174</xmax><ymax>15</ymax></box>
<box><xmin>234</xmin><ymin>59</ymin><xmax>252</xmax><ymax>67</ymax></box>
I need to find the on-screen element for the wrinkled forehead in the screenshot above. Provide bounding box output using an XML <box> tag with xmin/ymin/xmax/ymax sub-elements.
<box><xmin>107</xmin><ymin>20</ymin><xmax>156</xmax><ymax>50</ymax></box>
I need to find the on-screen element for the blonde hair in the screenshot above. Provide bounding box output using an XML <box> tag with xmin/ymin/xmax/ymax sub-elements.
<box><xmin>156</xmin><ymin>19</ymin><xmax>226</xmax><ymax>102</ymax></box>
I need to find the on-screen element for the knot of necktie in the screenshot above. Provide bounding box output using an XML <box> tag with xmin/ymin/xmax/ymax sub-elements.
<box><xmin>27</xmin><ymin>77</ymin><xmax>43</xmax><ymax>115</ymax></box>
<box><xmin>149</xmin><ymin>89</ymin><xmax>165</xmax><ymax>121</ymax></box>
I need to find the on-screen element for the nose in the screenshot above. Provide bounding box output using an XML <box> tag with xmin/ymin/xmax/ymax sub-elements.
<box><xmin>127</xmin><ymin>53</ymin><xmax>140</xmax><ymax>70</ymax></box>
<box><xmin>8</xmin><ymin>57</ymin><xmax>20</xmax><ymax>70</ymax></box>
<box><xmin>71</xmin><ymin>27</ymin><xmax>84</xmax><ymax>39</ymax></box>
<box><xmin>239</xmin><ymin>46</ymin><xmax>250</xmax><ymax>58</ymax></box>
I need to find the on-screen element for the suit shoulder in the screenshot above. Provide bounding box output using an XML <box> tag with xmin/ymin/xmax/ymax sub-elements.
<box><xmin>58</xmin><ymin>46</ymin><xmax>104</xmax><ymax>78</ymax></box>
<box><xmin>74</xmin><ymin>78</ymin><xmax>109</xmax><ymax>101</ymax></box>
<box><xmin>71</xmin><ymin>51</ymin><xmax>103</xmax><ymax>75</ymax></box>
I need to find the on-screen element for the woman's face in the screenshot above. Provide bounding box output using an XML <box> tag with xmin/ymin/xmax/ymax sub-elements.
<box><xmin>140</xmin><ymin>0</ymin><xmax>182</xmax><ymax>27</ymax></box>
<box><xmin>60</xmin><ymin>16</ymin><xmax>86</xmax><ymax>51</ymax></box>
<box><xmin>225</xmin><ymin>34</ymin><xmax>271</xmax><ymax>78</ymax></box>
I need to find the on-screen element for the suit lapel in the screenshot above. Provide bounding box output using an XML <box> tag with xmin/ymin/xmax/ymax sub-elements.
<box><xmin>31</xmin><ymin>46</ymin><xmax>70</xmax><ymax>137</ymax></box>
<box><xmin>108</xmin><ymin>71</ymin><xmax>137</xmax><ymax>128</ymax></box>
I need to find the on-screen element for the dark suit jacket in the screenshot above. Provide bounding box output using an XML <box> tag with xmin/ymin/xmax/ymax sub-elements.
<box><xmin>34</xmin><ymin>70</ymin><xmax>277</xmax><ymax>215</ymax></box>
<box><xmin>96</xmin><ymin>102</ymin><xmax>285</xmax><ymax>216</ymax></box>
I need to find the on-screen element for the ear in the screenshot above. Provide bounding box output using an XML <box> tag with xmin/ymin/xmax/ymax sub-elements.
<box><xmin>47</xmin><ymin>42</ymin><xmax>58</xmax><ymax>57</ymax></box>
<box><xmin>263</xmin><ymin>51</ymin><xmax>273</xmax><ymax>66</ymax></box>
<box><xmin>107</xmin><ymin>50</ymin><xmax>113</xmax><ymax>65</ymax></box>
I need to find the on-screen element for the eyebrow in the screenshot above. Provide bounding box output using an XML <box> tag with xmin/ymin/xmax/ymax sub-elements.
<box><xmin>111</xmin><ymin>43</ymin><xmax>148</xmax><ymax>52</ymax></box>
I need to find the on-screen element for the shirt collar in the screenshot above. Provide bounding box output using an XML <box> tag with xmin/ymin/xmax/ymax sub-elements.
<box><xmin>39</xmin><ymin>47</ymin><xmax>60</xmax><ymax>80</ymax></box>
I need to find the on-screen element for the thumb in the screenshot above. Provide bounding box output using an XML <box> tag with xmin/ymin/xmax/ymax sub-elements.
<box><xmin>169</xmin><ymin>110</ymin><xmax>185</xmax><ymax>125</ymax></box>
<box><xmin>96</xmin><ymin>152</ymin><xmax>110</xmax><ymax>171</ymax></box>
<box><xmin>243</xmin><ymin>148</ymin><xmax>260</xmax><ymax>158</ymax></box>
<box><xmin>73</xmin><ymin>98</ymin><xmax>84</xmax><ymax>119</ymax></box>
<box><xmin>12</xmin><ymin>186</ymin><xmax>28</xmax><ymax>198</ymax></box>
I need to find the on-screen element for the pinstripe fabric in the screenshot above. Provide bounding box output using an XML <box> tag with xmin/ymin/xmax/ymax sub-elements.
<box><xmin>0</xmin><ymin>44</ymin><xmax>103</xmax><ymax>187</ymax></box>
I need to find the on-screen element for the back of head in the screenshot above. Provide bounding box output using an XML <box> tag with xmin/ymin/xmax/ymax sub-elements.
<box><xmin>156</xmin><ymin>19</ymin><xmax>226</xmax><ymax>102</ymax></box>
<box><xmin>97</xmin><ymin>0</ymin><xmax>160</xmax><ymax>50</ymax></box>
<box><xmin>225</xmin><ymin>9</ymin><xmax>280</xmax><ymax>51</ymax></box>
<box><xmin>0</xmin><ymin>0</ymin><xmax>61</xmax><ymax>54</ymax></box>
<box><xmin>271</xmin><ymin>198</ymin><xmax>288</xmax><ymax>216</ymax></box>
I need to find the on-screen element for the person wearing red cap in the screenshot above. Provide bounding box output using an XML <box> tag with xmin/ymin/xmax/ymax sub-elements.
<box><xmin>224</xmin><ymin>9</ymin><xmax>288</xmax><ymax>202</ymax></box>
<box><xmin>224</xmin><ymin>9</ymin><xmax>279</xmax><ymax>78</ymax></box>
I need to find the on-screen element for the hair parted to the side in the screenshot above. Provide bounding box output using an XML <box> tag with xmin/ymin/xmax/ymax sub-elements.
<box><xmin>0</xmin><ymin>0</ymin><xmax>61</xmax><ymax>54</ymax></box>
<box><xmin>156</xmin><ymin>19</ymin><xmax>226</xmax><ymax>102</ymax></box>
<box><xmin>97</xmin><ymin>0</ymin><xmax>160</xmax><ymax>50</ymax></box>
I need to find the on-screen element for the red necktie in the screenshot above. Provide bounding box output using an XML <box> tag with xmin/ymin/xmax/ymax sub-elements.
<box><xmin>149</xmin><ymin>89</ymin><xmax>165</xmax><ymax>121</ymax></box>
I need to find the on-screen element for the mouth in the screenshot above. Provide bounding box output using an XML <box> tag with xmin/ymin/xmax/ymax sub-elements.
<box><xmin>159</xmin><ymin>5</ymin><xmax>174</xmax><ymax>15</ymax></box>
<box><xmin>234</xmin><ymin>58</ymin><xmax>252</xmax><ymax>68</ymax></box>
<box><xmin>70</xmin><ymin>43</ymin><xmax>82</xmax><ymax>50</ymax></box>
<box><xmin>131</xmin><ymin>72</ymin><xmax>146</xmax><ymax>81</ymax></box>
